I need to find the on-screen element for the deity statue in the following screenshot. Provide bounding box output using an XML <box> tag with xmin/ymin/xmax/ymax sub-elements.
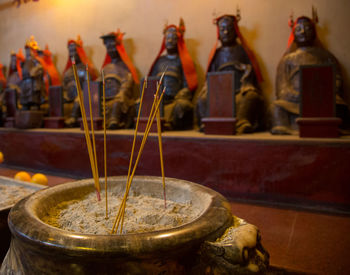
<box><xmin>271</xmin><ymin>11</ymin><xmax>350</xmax><ymax>134</ymax></box>
<box><xmin>62</xmin><ymin>36</ymin><xmax>97</xmax><ymax>127</ymax></box>
<box><xmin>19</xmin><ymin>36</ymin><xmax>46</xmax><ymax>111</ymax></box>
<box><xmin>100</xmin><ymin>31</ymin><xmax>139</xmax><ymax>129</ymax></box>
<box><xmin>7</xmin><ymin>50</ymin><xmax>24</xmax><ymax>89</ymax></box>
<box><xmin>148</xmin><ymin>18</ymin><xmax>198</xmax><ymax>130</ymax></box>
<box><xmin>36</xmin><ymin>45</ymin><xmax>61</xmax><ymax>93</ymax></box>
<box><xmin>196</xmin><ymin>13</ymin><xmax>264</xmax><ymax>134</ymax></box>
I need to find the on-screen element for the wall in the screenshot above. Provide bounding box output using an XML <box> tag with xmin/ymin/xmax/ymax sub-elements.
<box><xmin>0</xmin><ymin>0</ymin><xmax>349</xmax><ymax>105</ymax></box>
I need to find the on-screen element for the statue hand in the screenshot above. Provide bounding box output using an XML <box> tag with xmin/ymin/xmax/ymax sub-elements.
<box><xmin>280</xmin><ymin>87</ymin><xmax>300</xmax><ymax>102</ymax></box>
<box><xmin>239</xmin><ymin>64</ymin><xmax>252</xmax><ymax>84</ymax></box>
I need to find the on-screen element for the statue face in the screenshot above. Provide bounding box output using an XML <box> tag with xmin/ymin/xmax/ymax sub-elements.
<box><xmin>104</xmin><ymin>37</ymin><xmax>118</xmax><ymax>59</ymax></box>
<box><xmin>68</xmin><ymin>43</ymin><xmax>79</xmax><ymax>62</ymax></box>
<box><xmin>10</xmin><ymin>55</ymin><xmax>17</xmax><ymax>71</ymax></box>
<box><xmin>294</xmin><ymin>18</ymin><xmax>316</xmax><ymax>46</ymax></box>
<box><xmin>25</xmin><ymin>47</ymin><xmax>32</xmax><ymax>59</ymax></box>
<box><xmin>218</xmin><ymin>17</ymin><xmax>237</xmax><ymax>46</ymax></box>
<box><xmin>165</xmin><ymin>27</ymin><xmax>178</xmax><ymax>54</ymax></box>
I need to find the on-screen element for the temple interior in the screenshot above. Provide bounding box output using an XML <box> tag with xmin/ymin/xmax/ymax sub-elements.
<box><xmin>0</xmin><ymin>0</ymin><xmax>349</xmax><ymax>274</ymax></box>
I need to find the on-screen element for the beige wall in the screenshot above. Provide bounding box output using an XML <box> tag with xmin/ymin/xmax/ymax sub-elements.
<box><xmin>0</xmin><ymin>0</ymin><xmax>349</xmax><ymax>104</ymax></box>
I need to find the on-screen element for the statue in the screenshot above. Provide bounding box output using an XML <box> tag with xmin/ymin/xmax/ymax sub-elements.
<box><xmin>62</xmin><ymin>36</ymin><xmax>97</xmax><ymax>127</ymax></box>
<box><xmin>196</xmin><ymin>13</ymin><xmax>264</xmax><ymax>134</ymax></box>
<box><xmin>100</xmin><ymin>31</ymin><xmax>139</xmax><ymax>129</ymax></box>
<box><xmin>148</xmin><ymin>18</ymin><xmax>198</xmax><ymax>130</ymax></box>
<box><xmin>7</xmin><ymin>50</ymin><xmax>24</xmax><ymax>89</ymax></box>
<box><xmin>271</xmin><ymin>10</ymin><xmax>350</xmax><ymax>134</ymax></box>
<box><xmin>19</xmin><ymin>36</ymin><xmax>46</xmax><ymax>111</ymax></box>
<box><xmin>36</xmin><ymin>45</ymin><xmax>61</xmax><ymax>93</ymax></box>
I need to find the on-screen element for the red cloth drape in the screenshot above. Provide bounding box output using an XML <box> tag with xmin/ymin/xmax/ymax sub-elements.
<box><xmin>0</xmin><ymin>63</ymin><xmax>6</xmax><ymax>88</ymax></box>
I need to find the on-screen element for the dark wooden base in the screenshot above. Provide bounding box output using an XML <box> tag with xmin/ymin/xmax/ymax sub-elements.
<box><xmin>44</xmin><ymin>117</ymin><xmax>65</xmax><ymax>129</ymax></box>
<box><xmin>15</xmin><ymin>110</ymin><xmax>44</xmax><ymax>129</ymax></box>
<box><xmin>297</xmin><ymin>117</ymin><xmax>342</xmax><ymax>138</ymax></box>
<box><xmin>0</xmin><ymin>129</ymin><xmax>349</xmax><ymax>213</ymax></box>
<box><xmin>79</xmin><ymin>118</ymin><xmax>103</xmax><ymax>131</ymax></box>
<box><xmin>203</xmin><ymin>117</ymin><xmax>237</xmax><ymax>135</ymax></box>
<box><xmin>137</xmin><ymin>117</ymin><xmax>164</xmax><ymax>133</ymax></box>
<box><xmin>4</xmin><ymin>117</ymin><xmax>15</xmax><ymax>128</ymax></box>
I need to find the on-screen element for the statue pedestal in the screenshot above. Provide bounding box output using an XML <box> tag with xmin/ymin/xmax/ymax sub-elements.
<box><xmin>298</xmin><ymin>65</ymin><xmax>340</xmax><ymax>138</ymax></box>
<box><xmin>79</xmin><ymin>118</ymin><xmax>103</xmax><ymax>131</ymax></box>
<box><xmin>137</xmin><ymin>117</ymin><xmax>165</xmax><ymax>133</ymax></box>
<box><xmin>78</xmin><ymin>81</ymin><xmax>103</xmax><ymax>131</ymax></box>
<box><xmin>15</xmin><ymin>110</ymin><xmax>44</xmax><ymax>129</ymax></box>
<box><xmin>4</xmin><ymin>117</ymin><xmax>15</xmax><ymax>128</ymax></box>
<box><xmin>137</xmin><ymin>77</ymin><xmax>164</xmax><ymax>133</ymax></box>
<box><xmin>4</xmin><ymin>89</ymin><xmax>17</xmax><ymax>128</ymax></box>
<box><xmin>44</xmin><ymin>86</ymin><xmax>65</xmax><ymax>129</ymax></box>
<box><xmin>203</xmin><ymin>117</ymin><xmax>237</xmax><ymax>135</ymax></box>
<box><xmin>44</xmin><ymin>117</ymin><xmax>65</xmax><ymax>129</ymax></box>
<box><xmin>204</xmin><ymin>72</ymin><xmax>236</xmax><ymax>135</ymax></box>
<box><xmin>297</xmin><ymin>117</ymin><xmax>341</xmax><ymax>138</ymax></box>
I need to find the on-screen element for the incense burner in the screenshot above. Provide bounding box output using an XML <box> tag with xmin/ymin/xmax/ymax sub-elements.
<box><xmin>0</xmin><ymin>176</ymin><xmax>44</xmax><ymax>263</ymax></box>
<box><xmin>1</xmin><ymin>176</ymin><xmax>269</xmax><ymax>274</ymax></box>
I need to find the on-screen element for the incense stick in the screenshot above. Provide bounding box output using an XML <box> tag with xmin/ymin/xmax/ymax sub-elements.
<box><xmin>119</xmin><ymin>77</ymin><xmax>148</xmax><ymax>230</ymax></box>
<box><xmin>86</xmin><ymin>64</ymin><xmax>100</xmax><ymax>198</ymax></box>
<box><xmin>111</xmin><ymin>83</ymin><xmax>162</xmax><ymax>234</ymax></box>
<box><xmin>102</xmin><ymin>69</ymin><xmax>108</xmax><ymax>218</ymax></box>
<box><xmin>118</xmin><ymin>89</ymin><xmax>165</xmax><ymax>234</ymax></box>
<box><xmin>156</xmin><ymin>101</ymin><xmax>166</xmax><ymax>209</ymax></box>
<box><xmin>112</xmin><ymin>88</ymin><xmax>166</xmax><ymax>234</ymax></box>
<box><xmin>111</xmin><ymin>70</ymin><xmax>167</xmax><ymax>234</ymax></box>
<box><xmin>126</xmin><ymin>77</ymin><xmax>147</xmax><ymax>186</ymax></box>
<box><xmin>71</xmin><ymin>58</ymin><xmax>101</xmax><ymax>200</ymax></box>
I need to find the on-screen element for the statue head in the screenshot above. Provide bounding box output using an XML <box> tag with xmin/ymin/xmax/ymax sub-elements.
<box><xmin>25</xmin><ymin>35</ymin><xmax>40</xmax><ymax>59</ymax></box>
<box><xmin>164</xmin><ymin>27</ymin><xmax>178</xmax><ymax>55</ymax></box>
<box><xmin>101</xmin><ymin>33</ymin><xmax>119</xmax><ymax>60</ymax></box>
<box><xmin>217</xmin><ymin>16</ymin><xmax>237</xmax><ymax>47</ymax></box>
<box><xmin>68</xmin><ymin>42</ymin><xmax>80</xmax><ymax>63</ymax></box>
<box><xmin>293</xmin><ymin>17</ymin><xmax>316</xmax><ymax>47</ymax></box>
<box><xmin>10</xmin><ymin>52</ymin><xmax>17</xmax><ymax>72</ymax></box>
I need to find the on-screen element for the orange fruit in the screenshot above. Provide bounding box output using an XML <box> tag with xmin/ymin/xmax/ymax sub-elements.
<box><xmin>14</xmin><ymin>171</ymin><xmax>31</xmax><ymax>182</ymax></box>
<box><xmin>31</xmin><ymin>173</ymin><xmax>48</xmax><ymax>186</ymax></box>
<box><xmin>0</xmin><ymin>151</ymin><xmax>3</xmax><ymax>164</ymax></box>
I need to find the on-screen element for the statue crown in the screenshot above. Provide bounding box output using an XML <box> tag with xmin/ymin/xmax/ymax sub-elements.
<box><xmin>25</xmin><ymin>35</ymin><xmax>40</xmax><ymax>50</ymax></box>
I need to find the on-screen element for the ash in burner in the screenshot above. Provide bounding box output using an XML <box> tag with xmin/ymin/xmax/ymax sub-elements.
<box><xmin>0</xmin><ymin>184</ymin><xmax>36</xmax><ymax>209</ymax></box>
<box><xmin>42</xmin><ymin>189</ymin><xmax>200</xmax><ymax>235</ymax></box>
